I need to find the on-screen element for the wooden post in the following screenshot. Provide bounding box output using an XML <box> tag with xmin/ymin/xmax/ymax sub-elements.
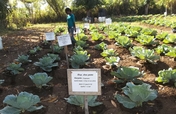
<box><xmin>84</xmin><ymin>95</ymin><xmax>89</xmax><ymax>114</ymax></box>
<box><xmin>64</xmin><ymin>46</ymin><xmax>69</xmax><ymax>68</ymax></box>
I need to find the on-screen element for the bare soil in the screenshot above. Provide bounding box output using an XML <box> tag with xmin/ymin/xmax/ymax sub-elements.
<box><xmin>0</xmin><ymin>24</ymin><xmax>176</xmax><ymax>114</ymax></box>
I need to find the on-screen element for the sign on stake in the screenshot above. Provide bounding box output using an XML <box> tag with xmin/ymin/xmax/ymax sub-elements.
<box><xmin>67</xmin><ymin>69</ymin><xmax>101</xmax><ymax>114</ymax></box>
<box><xmin>57</xmin><ymin>34</ymin><xmax>72</xmax><ymax>68</ymax></box>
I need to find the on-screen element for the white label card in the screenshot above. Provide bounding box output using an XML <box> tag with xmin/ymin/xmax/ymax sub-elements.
<box><xmin>57</xmin><ymin>34</ymin><xmax>72</xmax><ymax>46</ymax></box>
<box><xmin>74</xmin><ymin>27</ymin><xmax>81</xmax><ymax>34</ymax></box>
<box><xmin>45</xmin><ymin>32</ymin><xmax>55</xmax><ymax>41</ymax></box>
<box><xmin>84</xmin><ymin>23</ymin><xmax>90</xmax><ymax>29</ymax></box>
<box><xmin>105</xmin><ymin>18</ymin><xmax>112</xmax><ymax>25</ymax></box>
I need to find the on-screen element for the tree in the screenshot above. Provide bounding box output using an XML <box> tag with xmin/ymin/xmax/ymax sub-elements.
<box><xmin>73</xmin><ymin>0</ymin><xmax>104</xmax><ymax>17</ymax></box>
<box><xmin>0</xmin><ymin>0</ymin><xmax>11</xmax><ymax>27</ymax></box>
<box><xmin>155</xmin><ymin>0</ymin><xmax>175</xmax><ymax>14</ymax></box>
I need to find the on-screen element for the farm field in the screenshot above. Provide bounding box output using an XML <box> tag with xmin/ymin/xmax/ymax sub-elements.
<box><xmin>0</xmin><ymin>17</ymin><xmax>176</xmax><ymax>114</ymax></box>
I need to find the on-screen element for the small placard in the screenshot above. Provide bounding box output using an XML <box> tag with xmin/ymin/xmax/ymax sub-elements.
<box><xmin>105</xmin><ymin>18</ymin><xmax>112</xmax><ymax>25</ymax></box>
<box><xmin>67</xmin><ymin>69</ymin><xmax>101</xmax><ymax>95</ymax></box>
<box><xmin>74</xmin><ymin>27</ymin><xmax>81</xmax><ymax>34</ymax></box>
<box><xmin>45</xmin><ymin>32</ymin><xmax>55</xmax><ymax>41</ymax></box>
<box><xmin>84</xmin><ymin>23</ymin><xmax>90</xmax><ymax>29</ymax></box>
<box><xmin>57</xmin><ymin>34</ymin><xmax>72</xmax><ymax>46</ymax></box>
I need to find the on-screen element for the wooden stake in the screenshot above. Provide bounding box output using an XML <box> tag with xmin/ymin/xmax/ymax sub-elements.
<box><xmin>84</xmin><ymin>95</ymin><xmax>89</xmax><ymax>114</ymax></box>
<box><xmin>64</xmin><ymin>46</ymin><xmax>69</xmax><ymax>68</ymax></box>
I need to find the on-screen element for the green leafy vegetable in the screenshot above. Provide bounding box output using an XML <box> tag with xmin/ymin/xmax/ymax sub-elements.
<box><xmin>155</xmin><ymin>68</ymin><xmax>176</xmax><ymax>86</ymax></box>
<box><xmin>163</xmin><ymin>34</ymin><xmax>176</xmax><ymax>43</ymax></box>
<box><xmin>45</xmin><ymin>53</ymin><xmax>60</xmax><ymax>61</ymax></box>
<box><xmin>101</xmin><ymin>49</ymin><xmax>117</xmax><ymax>57</ymax></box>
<box><xmin>34</xmin><ymin>57</ymin><xmax>58</xmax><ymax>72</ymax></box>
<box><xmin>156</xmin><ymin>32</ymin><xmax>168</xmax><ymax>40</ymax></box>
<box><xmin>115</xmin><ymin>36</ymin><xmax>133</xmax><ymax>48</ymax></box>
<box><xmin>7</xmin><ymin>63</ymin><xmax>24</xmax><ymax>75</ymax></box>
<box><xmin>129</xmin><ymin>46</ymin><xmax>160</xmax><ymax>64</ymax></box>
<box><xmin>91</xmin><ymin>32</ymin><xmax>105</xmax><ymax>41</ymax></box>
<box><xmin>64</xmin><ymin>95</ymin><xmax>102</xmax><ymax>108</ymax></box>
<box><xmin>50</xmin><ymin>44</ymin><xmax>63</xmax><ymax>53</ymax></box>
<box><xmin>70</xmin><ymin>54</ymin><xmax>89</xmax><ymax>68</ymax></box>
<box><xmin>76</xmin><ymin>40</ymin><xmax>89</xmax><ymax>48</ymax></box>
<box><xmin>165</xmin><ymin>47</ymin><xmax>176</xmax><ymax>58</ymax></box>
<box><xmin>135</xmin><ymin>34</ymin><xmax>158</xmax><ymax>45</ymax></box>
<box><xmin>105</xmin><ymin>56</ymin><xmax>120</xmax><ymax>67</ymax></box>
<box><xmin>155</xmin><ymin>44</ymin><xmax>172</xmax><ymax>55</ymax></box>
<box><xmin>0</xmin><ymin>92</ymin><xmax>43</xmax><ymax>114</ymax></box>
<box><xmin>94</xmin><ymin>42</ymin><xmax>108</xmax><ymax>51</ymax></box>
<box><xmin>15</xmin><ymin>55</ymin><xmax>32</xmax><ymax>64</ymax></box>
<box><xmin>111</xmin><ymin>66</ymin><xmax>144</xmax><ymax>84</ymax></box>
<box><xmin>115</xmin><ymin>82</ymin><xmax>157</xmax><ymax>109</ymax></box>
<box><xmin>29</xmin><ymin>72</ymin><xmax>53</xmax><ymax>88</ymax></box>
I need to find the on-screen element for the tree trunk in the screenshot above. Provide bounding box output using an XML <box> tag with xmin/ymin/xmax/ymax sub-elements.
<box><xmin>145</xmin><ymin>4</ymin><xmax>149</xmax><ymax>15</ymax></box>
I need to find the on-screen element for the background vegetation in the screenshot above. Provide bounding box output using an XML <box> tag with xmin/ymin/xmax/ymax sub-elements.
<box><xmin>0</xmin><ymin>0</ymin><xmax>176</xmax><ymax>29</ymax></box>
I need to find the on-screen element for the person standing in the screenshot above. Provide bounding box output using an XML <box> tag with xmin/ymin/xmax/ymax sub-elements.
<box><xmin>65</xmin><ymin>8</ymin><xmax>76</xmax><ymax>47</ymax></box>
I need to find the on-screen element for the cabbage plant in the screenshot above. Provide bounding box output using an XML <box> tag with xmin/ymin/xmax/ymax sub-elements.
<box><xmin>64</xmin><ymin>95</ymin><xmax>102</xmax><ymax>108</ymax></box>
<box><xmin>45</xmin><ymin>53</ymin><xmax>60</xmax><ymax>61</ymax></box>
<box><xmin>76</xmin><ymin>40</ymin><xmax>89</xmax><ymax>48</ymax></box>
<box><xmin>165</xmin><ymin>47</ymin><xmax>176</xmax><ymax>58</ymax></box>
<box><xmin>129</xmin><ymin>46</ymin><xmax>160</xmax><ymax>64</ymax></box>
<box><xmin>101</xmin><ymin>49</ymin><xmax>117</xmax><ymax>57</ymax></box>
<box><xmin>115</xmin><ymin>82</ymin><xmax>157</xmax><ymax>109</ymax></box>
<box><xmin>155</xmin><ymin>68</ymin><xmax>176</xmax><ymax>87</ymax></box>
<box><xmin>111</xmin><ymin>66</ymin><xmax>144</xmax><ymax>84</ymax></box>
<box><xmin>50</xmin><ymin>44</ymin><xmax>63</xmax><ymax>54</ymax></box>
<box><xmin>155</xmin><ymin>44</ymin><xmax>172</xmax><ymax>55</ymax></box>
<box><xmin>29</xmin><ymin>72</ymin><xmax>53</xmax><ymax>88</ymax></box>
<box><xmin>15</xmin><ymin>55</ymin><xmax>32</xmax><ymax>64</ymax></box>
<box><xmin>105</xmin><ymin>56</ymin><xmax>120</xmax><ymax>67</ymax></box>
<box><xmin>70</xmin><ymin>54</ymin><xmax>89</xmax><ymax>69</ymax></box>
<box><xmin>91</xmin><ymin>32</ymin><xmax>105</xmax><ymax>41</ymax></box>
<box><xmin>34</xmin><ymin>56</ymin><xmax>58</xmax><ymax>72</ymax></box>
<box><xmin>163</xmin><ymin>34</ymin><xmax>176</xmax><ymax>44</ymax></box>
<box><xmin>156</xmin><ymin>32</ymin><xmax>168</xmax><ymax>40</ymax></box>
<box><xmin>7</xmin><ymin>63</ymin><xmax>24</xmax><ymax>75</ymax></box>
<box><xmin>115</xmin><ymin>36</ymin><xmax>133</xmax><ymax>48</ymax></box>
<box><xmin>135</xmin><ymin>34</ymin><xmax>158</xmax><ymax>45</ymax></box>
<box><xmin>0</xmin><ymin>92</ymin><xmax>43</xmax><ymax>114</ymax></box>
<box><xmin>94</xmin><ymin>42</ymin><xmax>108</xmax><ymax>51</ymax></box>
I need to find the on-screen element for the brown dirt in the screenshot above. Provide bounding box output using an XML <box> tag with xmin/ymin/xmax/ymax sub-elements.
<box><xmin>0</xmin><ymin>24</ymin><xmax>176</xmax><ymax>114</ymax></box>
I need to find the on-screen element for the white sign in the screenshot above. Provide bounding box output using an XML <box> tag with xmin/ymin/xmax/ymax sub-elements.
<box><xmin>105</xmin><ymin>18</ymin><xmax>112</xmax><ymax>25</ymax></box>
<box><xmin>84</xmin><ymin>23</ymin><xmax>90</xmax><ymax>29</ymax></box>
<box><xmin>45</xmin><ymin>32</ymin><xmax>55</xmax><ymax>41</ymax></box>
<box><xmin>67</xmin><ymin>69</ymin><xmax>101</xmax><ymax>95</ymax></box>
<box><xmin>57</xmin><ymin>34</ymin><xmax>72</xmax><ymax>47</ymax></box>
<box><xmin>74</xmin><ymin>27</ymin><xmax>81</xmax><ymax>34</ymax></box>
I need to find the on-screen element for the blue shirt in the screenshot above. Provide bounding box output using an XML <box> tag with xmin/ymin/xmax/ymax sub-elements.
<box><xmin>67</xmin><ymin>13</ymin><xmax>75</xmax><ymax>28</ymax></box>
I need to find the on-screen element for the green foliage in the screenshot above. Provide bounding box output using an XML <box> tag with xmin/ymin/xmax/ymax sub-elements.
<box><xmin>29</xmin><ymin>72</ymin><xmax>53</xmax><ymax>88</ymax></box>
<box><xmin>155</xmin><ymin>32</ymin><xmax>168</xmax><ymax>40</ymax></box>
<box><xmin>75</xmin><ymin>33</ymin><xmax>88</xmax><ymax>41</ymax></box>
<box><xmin>50</xmin><ymin>44</ymin><xmax>63</xmax><ymax>53</ymax></box>
<box><xmin>94</xmin><ymin>42</ymin><xmax>108</xmax><ymax>51</ymax></box>
<box><xmin>115</xmin><ymin>82</ymin><xmax>157</xmax><ymax>109</ymax></box>
<box><xmin>73</xmin><ymin>45</ymin><xmax>84</xmax><ymax>52</ymax></box>
<box><xmin>7</xmin><ymin>63</ymin><xmax>24</xmax><ymax>75</ymax></box>
<box><xmin>100</xmin><ymin>49</ymin><xmax>117</xmax><ymax>57</ymax></box>
<box><xmin>135</xmin><ymin>34</ymin><xmax>158</xmax><ymax>45</ymax></box>
<box><xmin>111</xmin><ymin>66</ymin><xmax>144</xmax><ymax>84</ymax></box>
<box><xmin>45</xmin><ymin>53</ymin><xmax>60</xmax><ymax>61</ymax></box>
<box><xmin>124</xmin><ymin>29</ymin><xmax>139</xmax><ymax>38</ymax></box>
<box><xmin>115</xmin><ymin>36</ymin><xmax>133</xmax><ymax>48</ymax></box>
<box><xmin>163</xmin><ymin>34</ymin><xmax>176</xmax><ymax>44</ymax></box>
<box><xmin>155</xmin><ymin>68</ymin><xmax>176</xmax><ymax>87</ymax></box>
<box><xmin>0</xmin><ymin>92</ymin><xmax>43</xmax><ymax>114</ymax></box>
<box><xmin>54</xmin><ymin>26</ymin><xmax>65</xmax><ymax>35</ymax></box>
<box><xmin>129</xmin><ymin>46</ymin><xmax>160</xmax><ymax>64</ymax></box>
<box><xmin>171</xmin><ymin>22</ymin><xmax>176</xmax><ymax>29</ymax></box>
<box><xmin>165</xmin><ymin>47</ymin><xmax>176</xmax><ymax>58</ymax></box>
<box><xmin>64</xmin><ymin>95</ymin><xmax>102</xmax><ymax>108</ymax></box>
<box><xmin>34</xmin><ymin>57</ymin><xmax>58</xmax><ymax>72</ymax></box>
<box><xmin>107</xmin><ymin>31</ymin><xmax>120</xmax><ymax>40</ymax></box>
<box><xmin>105</xmin><ymin>56</ymin><xmax>120</xmax><ymax>67</ymax></box>
<box><xmin>15</xmin><ymin>55</ymin><xmax>32</xmax><ymax>64</ymax></box>
<box><xmin>155</xmin><ymin>44</ymin><xmax>172</xmax><ymax>55</ymax></box>
<box><xmin>29</xmin><ymin>46</ymin><xmax>42</xmax><ymax>55</ymax></box>
<box><xmin>140</xmin><ymin>28</ymin><xmax>157</xmax><ymax>36</ymax></box>
<box><xmin>70</xmin><ymin>53</ymin><xmax>89</xmax><ymax>69</ymax></box>
<box><xmin>91</xmin><ymin>32</ymin><xmax>105</xmax><ymax>41</ymax></box>
<box><xmin>76</xmin><ymin>40</ymin><xmax>89</xmax><ymax>48</ymax></box>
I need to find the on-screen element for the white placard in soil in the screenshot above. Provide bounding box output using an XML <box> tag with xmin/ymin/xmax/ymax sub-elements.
<box><xmin>74</xmin><ymin>27</ymin><xmax>81</xmax><ymax>34</ymax></box>
<box><xmin>67</xmin><ymin>69</ymin><xmax>101</xmax><ymax>95</ymax></box>
<box><xmin>84</xmin><ymin>23</ymin><xmax>90</xmax><ymax>29</ymax></box>
<box><xmin>57</xmin><ymin>34</ymin><xmax>72</xmax><ymax>46</ymax></box>
<box><xmin>45</xmin><ymin>32</ymin><xmax>55</xmax><ymax>41</ymax></box>
<box><xmin>105</xmin><ymin>18</ymin><xmax>112</xmax><ymax>25</ymax></box>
